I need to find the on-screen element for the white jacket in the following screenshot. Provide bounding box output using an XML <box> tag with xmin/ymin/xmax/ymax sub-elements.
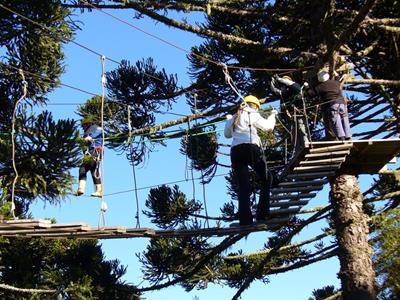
<box><xmin>224</xmin><ymin>106</ymin><xmax>276</xmax><ymax>147</ymax></box>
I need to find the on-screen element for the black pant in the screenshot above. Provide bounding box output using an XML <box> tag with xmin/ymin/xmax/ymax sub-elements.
<box><xmin>78</xmin><ymin>155</ymin><xmax>101</xmax><ymax>185</ymax></box>
<box><xmin>231</xmin><ymin>143</ymin><xmax>270</xmax><ymax>225</ymax></box>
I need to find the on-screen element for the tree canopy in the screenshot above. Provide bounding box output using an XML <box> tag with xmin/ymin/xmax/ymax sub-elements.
<box><xmin>0</xmin><ymin>0</ymin><xmax>399</xmax><ymax>299</ymax></box>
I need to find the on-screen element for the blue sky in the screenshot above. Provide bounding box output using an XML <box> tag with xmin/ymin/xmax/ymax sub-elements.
<box><xmin>25</xmin><ymin>6</ymin><xmax>385</xmax><ymax>300</ymax></box>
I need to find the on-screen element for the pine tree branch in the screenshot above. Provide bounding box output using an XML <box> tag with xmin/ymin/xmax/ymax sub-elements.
<box><xmin>123</xmin><ymin>106</ymin><xmax>230</xmax><ymax>137</ymax></box>
<box><xmin>225</xmin><ymin>229</ymin><xmax>335</xmax><ymax>260</ymax></box>
<box><xmin>377</xmin><ymin>25</ymin><xmax>400</xmax><ymax>33</ymax></box>
<box><xmin>231</xmin><ymin>206</ymin><xmax>331</xmax><ymax>300</ymax></box>
<box><xmin>345</xmin><ymin>78</ymin><xmax>400</xmax><ymax>86</ymax></box>
<box><xmin>267</xmin><ymin>246</ymin><xmax>338</xmax><ymax>274</ymax></box>
<box><xmin>364</xmin><ymin>17</ymin><xmax>400</xmax><ymax>25</ymax></box>
<box><xmin>355</xmin><ymin>37</ymin><xmax>381</xmax><ymax>56</ymax></box>
<box><xmin>323</xmin><ymin>291</ymin><xmax>342</xmax><ymax>300</ymax></box>
<box><xmin>325</xmin><ymin>0</ymin><xmax>378</xmax><ymax>61</ymax></box>
<box><xmin>65</xmin><ymin>1</ymin><xmax>268</xmax><ymax>17</ymax></box>
<box><xmin>72</xmin><ymin>1</ymin><xmax>317</xmax><ymax>58</ymax></box>
<box><xmin>0</xmin><ymin>283</ymin><xmax>56</xmax><ymax>294</ymax></box>
<box><xmin>137</xmin><ymin>233</ymin><xmax>245</xmax><ymax>292</ymax></box>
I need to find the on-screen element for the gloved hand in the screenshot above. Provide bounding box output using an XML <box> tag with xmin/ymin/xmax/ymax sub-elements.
<box><xmin>271</xmin><ymin>109</ymin><xmax>278</xmax><ymax>115</ymax></box>
<box><xmin>226</xmin><ymin>114</ymin><xmax>233</xmax><ymax>120</ymax></box>
<box><xmin>269</xmin><ymin>78</ymin><xmax>276</xmax><ymax>89</ymax></box>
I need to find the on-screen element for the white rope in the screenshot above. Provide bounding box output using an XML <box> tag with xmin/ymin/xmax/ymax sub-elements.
<box><xmin>98</xmin><ymin>55</ymin><xmax>107</xmax><ymax>227</ymax></box>
<box><xmin>127</xmin><ymin>106</ymin><xmax>132</xmax><ymax>144</ymax></box>
<box><xmin>220</xmin><ymin>63</ymin><xmax>245</xmax><ymax>101</ymax></box>
<box><xmin>10</xmin><ymin>69</ymin><xmax>27</xmax><ymax>219</ymax></box>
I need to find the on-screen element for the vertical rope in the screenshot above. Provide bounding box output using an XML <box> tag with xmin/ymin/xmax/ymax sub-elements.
<box><xmin>98</xmin><ymin>55</ymin><xmax>107</xmax><ymax>228</ymax></box>
<box><xmin>300</xmin><ymin>84</ymin><xmax>313</xmax><ymax>146</ymax></box>
<box><xmin>200</xmin><ymin>170</ymin><xmax>210</xmax><ymax>228</ymax></box>
<box><xmin>128</xmin><ymin>107</ymin><xmax>141</xmax><ymax>228</ymax></box>
<box><xmin>10</xmin><ymin>69</ymin><xmax>27</xmax><ymax>219</ymax></box>
<box><xmin>185</xmin><ymin>121</ymin><xmax>196</xmax><ymax>201</ymax></box>
<box><xmin>131</xmin><ymin>162</ymin><xmax>141</xmax><ymax>228</ymax></box>
<box><xmin>192</xmin><ymin>93</ymin><xmax>211</xmax><ymax>227</ymax></box>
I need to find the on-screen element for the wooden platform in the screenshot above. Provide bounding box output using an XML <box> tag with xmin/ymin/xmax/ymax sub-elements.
<box><xmin>269</xmin><ymin>138</ymin><xmax>400</xmax><ymax>216</ymax></box>
<box><xmin>0</xmin><ymin>218</ymin><xmax>289</xmax><ymax>239</ymax></box>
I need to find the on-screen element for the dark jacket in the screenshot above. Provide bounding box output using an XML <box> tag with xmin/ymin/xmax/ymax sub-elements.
<box><xmin>307</xmin><ymin>80</ymin><xmax>345</xmax><ymax>109</ymax></box>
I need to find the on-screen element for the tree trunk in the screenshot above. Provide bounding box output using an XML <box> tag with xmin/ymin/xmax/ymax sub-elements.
<box><xmin>330</xmin><ymin>174</ymin><xmax>376</xmax><ymax>300</ymax></box>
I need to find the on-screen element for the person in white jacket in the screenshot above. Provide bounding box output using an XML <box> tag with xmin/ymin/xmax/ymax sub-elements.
<box><xmin>224</xmin><ymin>95</ymin><xmax>277</xmax><ymax>225</ymax></box>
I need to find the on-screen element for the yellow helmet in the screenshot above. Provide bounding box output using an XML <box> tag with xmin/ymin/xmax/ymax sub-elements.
<box><xmin>282</xmin><ymin>75</ymin><xmax>292</xmax><ymax>81</ymax></box>
<box><xmin>244</xmin><ymin>95</ymin><xmax>261</xmax><ymax>110</ymax></box>
<box><xmin>81</xmin><ymin>117</ymin><xmax>93</xmax><ymax>126</ymax></box>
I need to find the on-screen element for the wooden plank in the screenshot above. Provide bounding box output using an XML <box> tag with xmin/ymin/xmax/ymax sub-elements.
<box><xmin>299</xmin><ymin>157</ymin><xmax>346</xmax><ymax>166</ymax></box>
<box><xmin>271</xmin><ymin>185</ymin><xmax>323</xmax><ymax>194</ymax></box>
<box><xmin>3</xmin><ymin>219</ymin><xmax>51</xmax><ymax>225</ymax></box>
<box><xmin>270</xmin><ymin>200</ymin><xmax>309</xmax><ymax>208</ymax></box>
<box><xmin>271</xmin><ymin>193</ymin><xmax>317</xmax><ymax>201</ymax></box>
<box><xmin>277</xmin><ymin>179</ymin><xmax>328</xmax><ymax>187</ymax></box>
<box><xmin>48</xmin><ymin>223</ymin><xmax>89</xmax><ymax>228</ymax></box>
<box><xmin>270</xmin><ymin>207</ymin><xmax>301</xmax><ymax>215</ymax></box>
<box><xmin>286</xmin><ymin>171</ymin><xmax>335</xmax><ymax>179</ymax></box>
<box><xmin>304</xmin><ymin>150</ymin><xmax>350</xmax><ymax>159</ymax></box>
<box><xmin>309</xmin><ymin>144</ymin><xmax>353</xmax><ymax>153</ymax></box>
<box><xmin>293</xmin><ymin>165</ymin><xmax>341</xmax><ymax>172</ymax></box>
<box><xmin>305</xmin><ymin>150</ymin><xmax>350</xmax><ymax>159</ymax></box>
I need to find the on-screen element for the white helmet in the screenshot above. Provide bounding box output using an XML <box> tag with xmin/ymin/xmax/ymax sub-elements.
<box><xmin>317</xmin><ymin>70</ymin><xmax>330</xmax><ymax>82</ymax></box>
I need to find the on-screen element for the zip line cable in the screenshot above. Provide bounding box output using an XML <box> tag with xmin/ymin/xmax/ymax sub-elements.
<box><xmin>0</xmin><ymin>62</ymin><xmax>98</xmax><ymax>97</ymax></box>
<box><xmin>103</xmin><ymin>173</ymin><xmax>229</xmax><ymax>197</ymax></box>
<box><xmin>80</xmin><ymin>0</ymin><xmax>308</xmax><ymax>73</ymax></box>
<box><xmin>10</xmin><ymin>70</ymin><xmax>27</xmax><ymax>219</ymax></box>
<box><xmin>0</xmin><ymin>3</ymin><xmax>164</xmax><ymax>83</ymax></box>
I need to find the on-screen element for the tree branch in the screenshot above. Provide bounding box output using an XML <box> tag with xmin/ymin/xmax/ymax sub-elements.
<box><xmin>137</xmin><ymin>233</ymin><xmax>245</xmax><ymax>292</ymax></box>
<box><xmin>231</xmin><ymin>206</ymin><xmax>331</xmax><ymax>300</ymax></box>
<box><xmin>325</xmin><ymin>0</ymin><xmax>378</xmax><ymax>60</ymax></box>
<box><xmin>0</xmin><ymin>283</ymin><xmax>56</xmax><ymax>294</ymax></box>
<box><xmin>224</xmin><ymin>229</ymin><xmax>335</xmax><ymax>260</ymax></box>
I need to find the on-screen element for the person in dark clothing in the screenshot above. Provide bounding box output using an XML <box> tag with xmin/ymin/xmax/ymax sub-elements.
<box><xmin>224</xmin><ymin>95</ymin><xmax>277</xmax><ymax>225</ymax></box>
<box><xmin>307</xmin><ymin>70</ymin><xmax>352</xmax><ymax>141</ymax></box>
<box><xmin>270</xmin><ymin>75</ymin><xmax>309</xmax><ymax>150</ymax></box>
<box><xmin>76</xmin><ymin>117</ymin><xmax>103</xmax><ymax>197</ymax></box>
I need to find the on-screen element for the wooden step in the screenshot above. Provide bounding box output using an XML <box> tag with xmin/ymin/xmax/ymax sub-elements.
<box><xmin>299</xmin><ymin>157</ymin><xmax>346</xmax><ymax>166</ymax></box>
<box><xmin>293</xmin><ymin>165</ymin><xmax>341</xmax><ymax>173</ymax></box>
<box><xmin>270</xmin><ymin>207</ymin><xmax>301</xmax><ymax>215</ymax></box>
<box><xmin>286</xmin><ymin>171</ymin><xmax>335</xmax><ymax>179</ymax></box>
<box><xmin>270</xmin><ymin>200</ymin><xmax>309</xmax><ymax>208</ymax></box>
<box><xmin>305</xmin><ymin>150</ymin><xmax>350</xmax><ymax>159</ymax></box>
<box><xmin>271</xmin><ymin>185</ymin><xmax>323</xmax><ymax>194</ymax></box>
<box><xmin>270</xmin><ymin>193</ymin><xmax>317</xmax><ymax>201</ymax></box>
<box><xmin>309</xmin><ymin>144</ymin><xmax>353</xmax><ymax>153</ymax></box>
<box><xmin>278</xmin><ymin>179</ymin><xmax>328</xmax><ymax>187</ymax></box>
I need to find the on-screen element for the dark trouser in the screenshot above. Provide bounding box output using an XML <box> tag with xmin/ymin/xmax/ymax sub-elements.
<box><xmin>231</xmin><ymin>143</ymin><xmax>270</xmax><ymax>225</ymax></box>
<box><xmin>292</xmin><ymin>112</ymin><xmax>309</xmax><ymax>151</ymax></box>
<box><xmin>78</xmin><ymin>155</ymin><xmax>101</xmax><ymax>184</ymax></box>
<box><xmin>329</xmin><ymin>103</ymin><xmax>352</xmax><ymax>139</ymax></box>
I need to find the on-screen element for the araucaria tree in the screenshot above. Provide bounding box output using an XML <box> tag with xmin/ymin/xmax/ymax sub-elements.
<box><xmin>0</xmin><ymin>1</ymin><xmax>134</xmax><ymax>298</ymax></box>
<box><xmin>1</xmin><ymin>0</ymin><xmax>400</xmax><ymax>299</ymax></box>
